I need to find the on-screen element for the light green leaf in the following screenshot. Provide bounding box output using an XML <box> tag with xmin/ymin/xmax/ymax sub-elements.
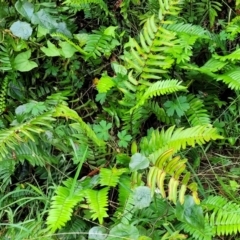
<box><xmin>15</xmin><ymin>0</ymin><xmax>34</xmax><ymax>20</ymax></box>
<box><xmin>97</xmin><ymin>75</ymin><xmax>115</xmax><ymax>93</ymax></box>
<box><xmin>10</xmin><ymin>21</ymin><xmax>32</xmax><ymax>40</ymax></box>
<box><xmin>89</xmin><ymin>226</ymin><xmax>107</xmax><ymax>240</ymax></box>
<box><xmin>106</xmin><ymin>224</ymin><xmax>139</xmax><ymax>240</ymax></box>
<box><xmin>59</xmin><ymin>41</ymin><xmax>77</xmax><ymax>58</ymax></box>
<box><xmin>133</xmin><ymin>186</ymin><xmax>151</xmax><ymax>209</ymax></box>
<box><xmin>176</xmin><ymin>195</ymin><xmax>205</xmax><ymax>229</ymax></box>
<box><xmin>13</xmin><ymin>50</ymin><xmax>38</xmax><ymax>72</ymax></box>
<box><xmin>104</xmin><ymin>26</ymin><xmax>118</xmax><ymax>37</ymax></box>
<box><xmin>129</xmin><ymin>153</ymin><xmax>149</xmax><ymax>171</ymax></box>
<box><xmin>31</xmin><ymin>9</ymin><xmax>58</xmax><ymax>30</ymax></box>
<box><xmin>41</xmin><ymin>41</ymin><xmax>61</xmax><ymax>57</ymax></box>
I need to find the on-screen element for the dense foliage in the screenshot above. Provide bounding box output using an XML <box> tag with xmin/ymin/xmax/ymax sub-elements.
<box><xmin>1</xmin><ymin>0</ymin><xmax>240</xmax><ymax>239</ymax></box>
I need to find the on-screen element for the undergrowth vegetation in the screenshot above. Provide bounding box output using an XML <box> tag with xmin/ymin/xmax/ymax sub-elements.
<box><xmin>1</xmin><ymin>0</ymin><xmax>240</xmax><ymax>239</ymax></box>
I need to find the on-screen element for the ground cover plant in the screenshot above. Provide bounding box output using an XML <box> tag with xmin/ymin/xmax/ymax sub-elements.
<box><xmin>1</xmin><ymin>0</ymin><xmax>240</xmax><ymax>239</ymax></box>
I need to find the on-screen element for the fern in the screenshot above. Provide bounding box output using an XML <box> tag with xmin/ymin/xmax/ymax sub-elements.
<box><xmin>185</xmin><ymin>94</ymin><xmax>211</xmax><ymax>126</ymax></box>
<box><xmin>0</xmin><ymin>44</ymin><xmax>14</xmax><ymax>72</ymax></box>
<box><xmin>47</xmin><ymin>178</ymin><xmax>85</xmax><ymax>232</ymax></box>
<box><xmin>0</xmin><ymin>160</ymin><xmax>15</xmax><ymax>191</ymax></box>
<box><xmin>0</xmin><ymin>112</ymin><xmax>55</xmax><ymax>160</ymax></box>
<box><xmin>63</xmin><ymin>0</ymin><xmax>108</xmax><ymax>14</ymax></box>
<box><xmin>203</xmin><ymin>196</ymin><xmax>240</xmax><ymax>236</ymax></box>
<box><xmin>130</xmin><ymin>79</ymin><xmax>186</xmax><ymax>112</ymax></box>
<box><xmin>140</xmin><ymin>125</ymin><xmax>222</xmax><ymax>158</ymax></box>
<box><xmin>85</xmin><ymin>187</ymin><xmax>109</xmax><ymax>224</ymax></box>
<box><xmin>99</xmin><ymin>167</ymin><xmax>128</xmax><ymax>187</ymax></box>
<box><xmin>147</xmin><ymin>149</ymin><xmax>199</xmax><ymax>204</ymax></box>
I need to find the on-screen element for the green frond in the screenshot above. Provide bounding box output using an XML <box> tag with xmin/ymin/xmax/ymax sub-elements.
<box><xmin>121</xmin><ymin>106</ymin><xmax>150</xmax><ymax>136</ymax></box>
<box><xmin>130</xmin><ymin>79</ymin><xmax>186</xmax><ymax>112</ymax></box>
<box><xmin>166</xmin><ymin>23</ymin><xmax>208</xmax><ymax>39</ymax></box>
<box><xmin>83</xmin><ymin>29</ymin><xmax>117</xmax><ymax>59</ymax></box>
<box><xmin>216</xmin><ymin>68</ymin><xmax>240</xmax><ymax>90</ymax></box>
<box><xmin>0</xmin><ymin>160</ymin><xmax>15</xmax><ymax>191</ymax></box>
<box><xmin>226</xmin><ymin>16</ymin><xmax>240</xmax><ymax>38</ymax></box>
<box><xmin>214</xmin><ymin>49</ymin><xmax>240</xmax><ymax>62</ymax></box>
<box><xmin>63</xmin><ymin>0</ymin><xmax>108</xmax><ymax>14</ymax></box>
<box><xmin>53</xmin><ymin>104</ymin><xmax>105</xmax><ymax>147</ymax></box>
<box><xmin>178</xmin><ymin>221</ymin><xmax>213</xmax><ymax>240</ymax></box>
<box><xmin>203</xmin><ymin>196</ymin><xmax>240</xmax><ymax>236</ymax></box>
<box><xmin>47</xmin><ymin>178</ymin><xmax>85</xmax><ymax>232</ymax></box>
<box><xmin>185</xmin><ymin>94</ymin><xmax>211</xmax><ymax>126</ymax></box>
<box><xmin>0</xmin><ymin>45</ymin><xmax>14</xmax><ymax>72</ymax></box>
<box><xmin>200</xmin><ymin>58</ymin><xmax>227</xmax><ymax>73</ymax></box>
<box><xmin>148</xmin><ymin>101</ymin><xmax>174</xmax><ymax>124</ymax></box>
<box><xmin>140</xmin><ymin>125</ymin><xmax>223</xmax><ymax>157</ymax></box>
<box><xmin>114</xmin><ymin>175</ymin><xmax>134</xmax><ymax>223</ymax></box>
<box><xmin>99</xmin><ymin>167</ymin><xmax>128</xmax><ymax>187</ymax></box>
<box><xmin>0</xmin><ymin>112</ymin><xmax>55</xmax><ymax>160</ymax></box>
<box><xmin>13</xmin><ymin>141</ymin><xmax>58</xmax><ymax>166</ymax></box>
<box><xmin>85</xmin><ymin>187</ymin><xmax>109</xmax><ymax>224</ymax></box>
<box><xmin>59</xmin><ymin>216</ymin><xmax>87</xmax><ymax>240</ymax></box>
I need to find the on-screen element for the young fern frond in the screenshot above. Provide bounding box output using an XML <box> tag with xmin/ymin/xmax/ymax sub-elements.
<box><xmin>47</xmin><ymin>178</ymin><xmax>85</xmax><ymax>232</ymax></box>
<box><xmin>85</xmin><ymin>187</ymin><xmax>109</xmax><ymax>224</ymax></box>
<box><xmin>185</xmin><ymin>94</ymin><xmax>211</xmax><ymax>126</ymax></box>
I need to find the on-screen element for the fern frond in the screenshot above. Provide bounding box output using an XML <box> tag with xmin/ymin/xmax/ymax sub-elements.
<box><xmin>130</xmin><ymin>79</ymin><xmax>186</xmax><ymax>112</ymax></box>
<box><xmin>100</xmin><ymin>167</ymin><xmax>128</xmax><ymax>187</ymax></box>
<box><xmin>53</xmin><ymin>104</ymin><xmax>105</xmax><ymax>147</ymax></box>
<box><xmin>216</xmin><ymin>68</ymin><xmax>240</xmax><ymax>90</ymax></box>
<box><xmin>114</xmin><ymin>175</ymin><xmax>134</xmax><ymax>223</ymax></box>
<box><xmin>226</xmin><ymin>16</ymin><xmax>240</xmax><ymax>38</ymax></box>
<box><xmin>203</xmin><ymin>196</ymin><xmax>240</xmax><ymax>236</ymax></box>
<box><xmin>0</xmin><ymin>160</ymin><xmax>15</xmax><ymax>191</ymax></box>
<box><xmin>148</xmin><ymin>101</ymin><xmax>174</xmax><ymax>124</ymax></box>
<box><xmin>214</xmin><ymin>49</ymin><xmax>240</xmax><ymax>62</ymax></box>
<box><xmin>178</xmin><ymin>221</ymin><xmax>213</xmax><ymax>240</ymax></box>
<box><xmin>166</xmin><ymin>23</ymin><xmax>208</xmax><ymax>38</ymax></box>
<box><xmin>85</xmin><ymin>187</ymin><xmax>109</xmax><ymax>224</ymax></box>
<box><xmin>47</xmin><ymin>178</ymin><xmax>85</xmax><ymax>232</ymax></box>
<box><xmin>0</xmin><ymin>112</ymin><xmax>55</xmax><ymax>160</ymax></box>
<box><xmin>84</xmin><ymin>29</ymin><xmax>116</xmax><ymax>59</ymax></box>
<box><xmin>0</xmin><ymin>44</ymin><xmax>14</xmax><ymax>72</ymax></box>
<box><xmin>63</xmin><ymin>0</ymin><xmax>108</xmax><ymax>14</ymax></box>
<box><xmin>140</xmin><ymin>125</ymin><xmax>223</xmax><ymax>157</ymax></box>
<box><xmin>147</xmin><ymin>149</ymin><xmax>199</xmax><ymax>204</ymax></box>
<box><xmin>185</xmin><ymin>94</ymin><xmax>211</xmax><ymax>126</ymax></box>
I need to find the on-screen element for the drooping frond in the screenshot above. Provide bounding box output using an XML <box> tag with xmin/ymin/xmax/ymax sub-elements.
<box><xmin>147</xmin><ymin>149</ymin><xmax>199</xmax><ymax>204</ymax></box>
<box><xmin>85</xmin><ymin>187</ymin><xmax>109</xmax><ymax>224</ymax></box>
<box><xmin>130</xmin><ymin>79</ymin><xmax>186</xmax><ymax>112</ymax></box>
<box><xmin>140</xmin><ymin>125</ymin><xmax>223</xmax><ymax>158</ymax></box>
<box><xmin>0</xmin><ymin>112</ymin><xmax>55</xmax><ymax>160</ymax></box>
<box><xmin>47</xmin><ymin>178</ymin><xmax>85</xmax><ymax>232</ymax></box>
<box><xmin>185</xmin><ymin>94</ymin><xmax>211</xmax><ymax>126</ymax></box>
<box><xmin>53</xmin><ymin>104</ymin><xmax>105</xmax><ymax>147</ymax></box>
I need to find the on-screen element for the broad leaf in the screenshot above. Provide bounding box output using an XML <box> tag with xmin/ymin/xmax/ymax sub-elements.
<box><xmin>41</xmin><ymin>41</ymin><xmax>61</xmax><ymax>57</ymax></box>
<box><xmin>10</xmin><ymin>21</ymin><xmax>32</xmax><ymax>40</ymax></box>
<box><xmin>15</xmin><ymin>0</ymin><xmax>34</xmax><ymax>20</ymax></box>
<box><xmin>106</xmin><ymin>223</ymin><xmax>139</xmax><ymax>240</ymax></box>
<box><xmin>59</xmin><ymin>41</ymin><xmax>77</xmax><ymax>58</ymax></box>
<box><xmin>89</xmin><ymin>226</ymin><xmax>107</xmax><ymax>240</ymax></box>
<box><xmin>129</xmin><ymin>153</ymin><xmax>149</xmax><ymax>171</ymax></box>
<box><xmin>13</xmin><ymin>50</ymin><xmax>38</xmax><ymax>72</ymax></box>
<box><xmin>176</xmin><ymin>195</ymin><xmax>205</xmax><ymax>229</ymax></box>
<box><xmin>31</xmin><ymin>9</ymin><xmax>58</xmax><ymax>30</ymax></box>
<box><xmin>133</xmin><ymin>186</ymin><xmax>152</xmax><ymax>209</ymax></box>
